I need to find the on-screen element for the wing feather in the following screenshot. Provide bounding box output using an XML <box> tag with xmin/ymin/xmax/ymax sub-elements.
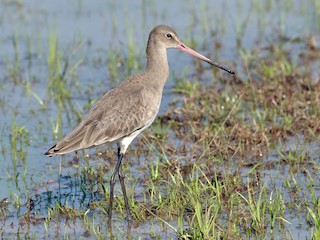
<box><xmin>45</xmin><ymin>74</ymin><xmax>161</xmax><ymax>156</ymax></box>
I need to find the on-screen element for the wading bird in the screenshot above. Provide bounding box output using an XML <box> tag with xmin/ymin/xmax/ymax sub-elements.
<box><xmin>45</xmin><ymin>25</ymin><xmax>235</xmax><ymax>226</ymax></box>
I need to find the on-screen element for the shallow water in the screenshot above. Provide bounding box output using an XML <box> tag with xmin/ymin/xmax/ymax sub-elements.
<box><xmin>0</xmin><ymin>0</ymin><xmax>319</xmax><ymax>238</ymax></box>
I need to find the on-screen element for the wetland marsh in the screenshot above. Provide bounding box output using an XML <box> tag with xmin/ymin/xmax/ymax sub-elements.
<box><xmin>0</xmin><ymin>0</ymin><xmax>319</xmax><ymax>239</ymax></box>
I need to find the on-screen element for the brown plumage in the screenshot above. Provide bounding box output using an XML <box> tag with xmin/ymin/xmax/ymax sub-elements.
<box><xmin>45</xmin><ymin>74</ymin><xmax>160</xmax><ymax>156</ymax></box>
<box><xmin>45</xmin><ymin>25</ymin><xmax>234</xmax><ymax>227</ymax></box>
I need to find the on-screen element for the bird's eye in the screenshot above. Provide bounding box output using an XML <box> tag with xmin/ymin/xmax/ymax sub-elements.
<box><xmin>166</xmin><ymin>33</ymin><xmax>172</xmax><ymax>39</ymax></box>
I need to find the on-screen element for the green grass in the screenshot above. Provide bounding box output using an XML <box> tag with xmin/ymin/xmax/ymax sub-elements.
<box><xmin>10</xmin><ymin>115</ymin><xmax>30</xmax><ymax>169</ymax></box>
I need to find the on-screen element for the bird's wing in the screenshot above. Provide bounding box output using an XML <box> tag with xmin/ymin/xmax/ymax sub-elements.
<box><xmin>46</xmin><ymin>79</ymin><xmax>159</xmax><ymax>156</ymax></box>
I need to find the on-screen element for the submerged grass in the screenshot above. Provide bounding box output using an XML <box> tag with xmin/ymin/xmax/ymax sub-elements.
<box><xmin>46</xmin><ymin>26</ymin><xmax>84</xmax><ymax>138</ymax></box>
<box><xmin>10</xmin><ymin>115</ymin><xmax>29</xmax><ymax>170</ymax></box>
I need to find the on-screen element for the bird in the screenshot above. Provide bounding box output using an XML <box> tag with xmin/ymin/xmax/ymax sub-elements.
<box><xmin>45</xmin><ymin>25</ymin><xmax>235</xmax><ymax>226</ymax></box>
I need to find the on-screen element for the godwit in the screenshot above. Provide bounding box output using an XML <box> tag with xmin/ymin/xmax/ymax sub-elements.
<box><xmin>45</xmin><ymin>25</ymin><xmax>234</xmax><ymax>225</ymax></box>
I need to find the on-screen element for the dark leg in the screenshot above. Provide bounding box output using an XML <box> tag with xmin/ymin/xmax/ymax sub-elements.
<box><xmin>108</xmin><ymin>150</ymin><xmax>123</xmax><ymax>228</ymax></box>
<box><xmin>117</xmin><ymin>147</ymin><xmax>131</xmax><ymax>220</ymax></box>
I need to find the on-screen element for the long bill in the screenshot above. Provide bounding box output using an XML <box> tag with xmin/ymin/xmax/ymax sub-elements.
<box><xmin>176</xmin><ymin>42</ymin><xmax>235</xmax><ymax>74</ymax></box>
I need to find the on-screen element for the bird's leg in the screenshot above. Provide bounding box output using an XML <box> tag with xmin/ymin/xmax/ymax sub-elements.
<box><xmin>108</xmin><ymin>149</ymin><xmax>123</xmax><ymax>228</ymax></box>
<box><xmin>117</xmin><ymin>149</ymin><xmax>131</xmax><ymax>220</ymax></box>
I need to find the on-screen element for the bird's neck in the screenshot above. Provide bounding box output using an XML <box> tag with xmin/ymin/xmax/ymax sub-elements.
<box><xmin>145</xmin><ymin>44</ymin><xmax>169</xmax><ymax>89</ymax></box>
